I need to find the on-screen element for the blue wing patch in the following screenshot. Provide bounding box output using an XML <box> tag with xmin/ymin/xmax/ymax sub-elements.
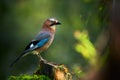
<box><xmin>25</xmin><ymin>37</ymin><xmax>49</xmax><ymax>51</ymax></box>
<box><xmin>36</xmin><ymin>38</ymin><xmax>49</xmax><ymax>48</ymax></box>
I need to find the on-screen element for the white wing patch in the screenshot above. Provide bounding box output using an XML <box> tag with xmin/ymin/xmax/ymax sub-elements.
<box><xmin>30</xmin><ymin>43</ymin><xmax>34</xmax><ymax>48</ymax></box>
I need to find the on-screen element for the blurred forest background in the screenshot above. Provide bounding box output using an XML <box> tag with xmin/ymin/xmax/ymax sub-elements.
<box><xmin>1</xmin><ymin>0</ymin><xmax>120</xmax><ymax>80</ymax></box>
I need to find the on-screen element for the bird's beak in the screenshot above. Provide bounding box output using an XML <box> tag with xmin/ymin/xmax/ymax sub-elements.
<box><xmin>55</xmin><ymin>21</ymin><xmax>61</xmax><ymax>25</ymax></box>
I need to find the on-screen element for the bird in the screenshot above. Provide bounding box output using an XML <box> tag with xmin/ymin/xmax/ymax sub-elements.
<box><xmin>10</xmin><ymin>18</ymin><xmax>61</xmax><ymax>67</ymax></box>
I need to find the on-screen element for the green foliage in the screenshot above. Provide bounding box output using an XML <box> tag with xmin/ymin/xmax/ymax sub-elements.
<box><xmin>9</xmin><ymin>74</ymin><xmax>51</xmax><ymax>80</ymax></box>
<box><xmin>72</xmin><ymin>65</ymin><xmax>85</xmax><ymax>79</ymax></box>
<box><xmin>74</xmin><ymin>30</ymin><xmax>97</xmax><ymax>66</ymax></box>
<box><xmin>72</xmin><ymin>30</ymin><xmax>97</xmax><ymax>79</ymax></box>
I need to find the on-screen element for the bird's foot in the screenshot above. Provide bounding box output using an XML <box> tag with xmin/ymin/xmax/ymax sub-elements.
<box><xmin>38</xmin><ymin>55</ymin><xmax>47</xmax><ymax>62</ymax></box>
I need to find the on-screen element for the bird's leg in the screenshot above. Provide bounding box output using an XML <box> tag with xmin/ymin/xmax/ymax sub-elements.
<box><xmin>33</xmin><ymin>51</ymin><xmax>44</xmax><ymax>61</ymax></box>
<box><xmin>38</xmin><ymin>54</ymin><xmax>44</xmax><ymax>61</ymax></box>
<box><xmin>37</xmin><ymin>53</ymin><xmax>47</xmax><ymax>62</ymax></box>
<box><xmin>33</xmin><ymin>51</ymin><xmax>47</xmax><ymax>62</ymax></box>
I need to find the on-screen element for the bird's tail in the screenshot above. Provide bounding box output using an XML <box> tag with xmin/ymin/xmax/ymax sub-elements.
<box><xmin>10</xmin><ymin>50</ymin><xmax>30</xmax><ymax>68</ymax></box>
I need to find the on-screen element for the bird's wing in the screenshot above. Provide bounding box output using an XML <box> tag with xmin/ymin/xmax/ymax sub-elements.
<box><xmin>24</xmin><ymin>32</ymin><xmax>50</xmax><ymax>52</ymax></box>
<box><xmin>10</xmin><ymin>32</ymin><xmax>50</xmax><ymax>67</ymax></box>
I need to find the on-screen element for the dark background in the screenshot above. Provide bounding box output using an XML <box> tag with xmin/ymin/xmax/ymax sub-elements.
<box><xmin>1</xmin><ymin>0</ymin><xmax>119</xmax><ymax>80</ymax></box>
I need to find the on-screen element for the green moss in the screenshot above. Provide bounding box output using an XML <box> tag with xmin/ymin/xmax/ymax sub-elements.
<box><xmin>9</xmin><ymin>74</ymin><xmax>51</xmax><ymax>80</ymax></box>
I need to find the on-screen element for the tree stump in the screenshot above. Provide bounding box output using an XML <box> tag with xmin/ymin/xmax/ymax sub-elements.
<box><xmin>34</xmin><ymin>59</ymin><xmax>72</xmax><ymax>80</ymax></box>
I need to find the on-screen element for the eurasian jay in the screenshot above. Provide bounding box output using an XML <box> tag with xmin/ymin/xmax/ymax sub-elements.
<box><xmin>10</xmin><ymin>18</ymin><xmax>61</xmax><ymax>67</ymax></box>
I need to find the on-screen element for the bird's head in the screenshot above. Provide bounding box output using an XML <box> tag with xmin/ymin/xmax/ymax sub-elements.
<box><xmin>42</xmin><ymin>18</ymin><xmax>61</xmax><ymax>32</ymax></box>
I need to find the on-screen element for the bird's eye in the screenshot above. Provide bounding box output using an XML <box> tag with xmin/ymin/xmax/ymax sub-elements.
<box><xmin>50</xmin><ymin>21</ymin><xmax>53</xmax><ymax>23</ymax></box>
<box><xmin>50</xmin><ymin>21</ymin><xmax>55</xmax><ymax>26</ymax></box>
